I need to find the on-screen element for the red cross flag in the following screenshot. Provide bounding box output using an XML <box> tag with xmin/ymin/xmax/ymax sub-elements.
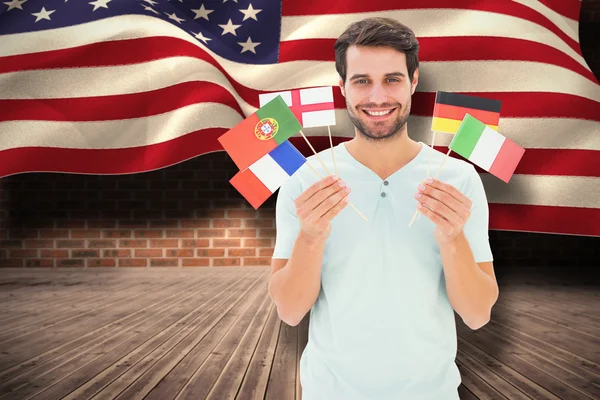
<box><xmin>258</xmin><ymin>87</ymin><xmax>336</xmax><ymax>128</ymax></box>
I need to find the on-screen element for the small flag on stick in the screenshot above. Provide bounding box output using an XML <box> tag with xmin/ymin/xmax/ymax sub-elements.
<box><xmin>450</xmin><ymin>114</ymin><xmax>525</xmax><ymax>183</ymax></box>
<box><xmin>218</xmin><ymin>95</ymin><xmax>302</xmax><ymax>171</ymax></box>
<box><xmin>432</xmin><ymin>91</ymin><xmax>502</xmax><ymax>134</ymax></box>
<box><xmin>230</xmin><ymin>141</ymin><xmax>306</xmax><ymax>209</ymax></box>
<box><xmin>259</xmin><ymin>87</ymin><xmax>336</xmax><ymax>128</ymax></box>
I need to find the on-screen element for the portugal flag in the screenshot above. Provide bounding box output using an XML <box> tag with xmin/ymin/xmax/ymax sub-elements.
<box><xmin>218</xmin><ymin>95</ymin><xmax>302</xmax><ymax>171</ymax></box>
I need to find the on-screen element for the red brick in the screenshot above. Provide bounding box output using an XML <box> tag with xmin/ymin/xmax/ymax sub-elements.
<box><xmin>245</xmin><ymin>219</ymin><xmax>273</xmax><ymax>228</ymax></box>
<box><xmin>150</xmin><ymin>220</ymin><xmax>180</xmax><ymax>229</ymax></box>
<box><xmin>118</xmin><ymin>239</ymin><xmax>147</xmax><ymax>248</ymax></box>
<box><xmin>9</xmin><ymin>230</ymin><xmax>38</xmax><ymax>239</ymax></box>
<box><xmin>197</xmin><ymin>249</ymin><xmax>225</xmax><ymax>257</ymax></box>
<box><xmin>118</xmin><ymin>220</ymin><xmax>148</xmax><ymax>229</ymax></box>
<box><xmin>182</xmin><ymin>258</ymin><xmax>210</xmax><ymax>267</ymax></box>
<box><xmin>58</xmin><ymin>259</ymin><xmax>84</xmax><ymax>267</ymax></box>
<box><xmin>166</xmin><ymin>249</ymin><xmax>194</xmax><ymax>257</ymax></box>
<box><xmin>213</xmin><ymin>200</ymin><xmax>244</xmax><ymax>208</ymax></box>
<box><xmin>119</xmin><ymin>259</ymin><xmax>147</xmax><ymax>267</ymax></box>
<box><xmin>165</xmin><ymin>229</ymin><xmax>194</xmax><ymax>238</ymax></box>
<box><xmin>196</xmin><ymin>208</ymin><xmax>224</xmax><ymax>218</ymax></box>
<box><xmin>133</xmin><ymin>210</ymin><xmax>163</xmax><ymax>219</ymax></box>
<box><xmin>26</xmin><ymin>259</ymin><xmax>54</xmax><ymax>268</ymax></box>
<box><xmin>56</xmin><ymin>221</ymin><xmax>86</xmax><ymax>229</ymax></box>
<box><xmin>213</xmin><ymin>239</ymin><xmax>240</xmax><ymax>247</ymax></box>
<box><xmin>259</xmin><ymin>229</ymin><xmax>276</xmax><ymax>238</ymax></box>
<box><xmin>102</xmin><ymin>191</ymin><xmax>131</xmax><ymax>200</ymax></box>
<box><xmin>88</xmin><ymin>259</ymin><xmax>116</xmax><ymax>267</ymax></box>
<box><xmin>134</xmin><ymin>230</ymin><xmax>163</xmax><ymax>238</ymax></box>
<box><xmin>10</xmin><ymin>249</ymin><xmax>38</xmax><ymax>258</ymax></box>
<box><xmin>166</xmin><ymin>191</ymin><xmax>195</xmax><ymax>199</ymax></box>
<box><xmin>118</xmin><ymin>201</ymin><xmax>146</xmax><ymax>210</ymax></box>
<box><xmin>72</xmin><ymin>230</ymin><xmax>101</xmax><ymax>239</ymax></box>
<box><xmin>181</xmin><ymin>239</ymin><xmax>210</xmax><ymax>247</ymax></box>
<box><xmin>103</xmin><ymin>230</ymin><xmax>131</xmax><ymax>239</ymax></box>
<box><xmin>213</xmin><ymin>258</ymin><xmax>241</xmax><ymax>266</ymax></box>
<box><xmin>0</xmin><ymin>249</ymin><xmax>5</xmax><ymax>258</ymax></box>
<box><xmin>103</xmin><ymin>249</ymin><xmax>131</xmax><ymax>257</ymax></box>
<box><xmin>0</xmin><ymin>230</ymin><xmax>6</xmax><ymax>239</ymax></box>
<box><xmin>227</xmin><ymin>210</ymin><xmax>255</xmax><ymax>218</ymax></box>
<box><xmin>88</xmin><ymin>221</ymin><xmax>117</xmax><ymax>229</ymax></box>
<box><xmin>0</xmin><ymin>259</ymin><xmax>23</xmax><ymax>267</ymax></box>
<box><xmin>88</xmin><ymin>240</ymin><xmax>117</xmax><ymax>248</ymax></box>
<box><xmin>135</xmin><ymin>249</ymin><xmax>163</xmax><ymax>257</ymax></box>
<box><xmin>57</xmin><ymin>240</ymin><xmax>85</xmax><ymax>248</ymax></box>
<box><xmin>41</xmin><ymin>249</ymin><xmax>69</xmax><ymax>258</ymax></box>
<box><xmin>181</xmin><ymin>220</ymin><xmax>211</xmax><ymax>228</ymax></box>
<box><xmin>244</xmin><ymin>257</ymin><xmax>272</xmax><ymax>266</ymax></box>
<box><xmin>72</xmin><ymin>250</ymin><xmax>100</xmax><ymax>257</ymax></box>
<box><xmin>228</xmin><ymin>248</ymin><xmax>255</xmax><ymax>257</ymax></box>
<box><xmin>227</xmin><ymin>229</ymin><xmax>256</xmax><ymax>238</ymax></box>
<box><xmin>40</xmin><ymin>230</ymin><xmax>69</xmax><ymax>239</ymax></box>
<box><xmin>150</xmin><ymin>259</ymin><xmax>178</xmax><ymax>267</ymax></box>
<box><xmin>134</xmin><ymin>191</ymin><xmax>163</xmax><ymax>200</ymax></box>
<box><xmin>25</xmin><ymin>240</ymin><xmax>54</xmax><ymax>248</ymax></box>
<box><xmin>259</xmin><ymin>248</ymin><xmax>274</xmax><ymax>257</ymax></box>
<box><xmin>244</xmin><ymin>239</ymin><xmax>271</xmax><ymax>247</ymax></box>
<box><xmin>149</xmin><ymin>239</ymin><xmax>178</xmax><ymax>248</ymax></box>
<box><xmin>197</xmin><ymin>229</ymin><xmax>225</xmax><ymax>238</ymax></box>
<box><xmin>213</xmin><ymin>219</ymin><xmax>241</xmax><ymax>228</ymax></box>
<box><xmin>165</xmin><ymin>171</ymin><xmax>195</xmax><ymax>180</ymax></box>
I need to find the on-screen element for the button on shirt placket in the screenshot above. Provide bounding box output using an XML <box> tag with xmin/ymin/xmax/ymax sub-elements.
<box><xmin>381</xmin><ymin>180</ymin><xmax>389</xmax><ymax>198</ymax></box>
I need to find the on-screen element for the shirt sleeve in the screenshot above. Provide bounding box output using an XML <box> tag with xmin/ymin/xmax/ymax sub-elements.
<box><xmin>272</xmin><ymin>173</ymin><xmax>303</xmax><ymax>260</ymax></box>
<box><xmin>461</xmin><ymin>165</ymin><xmax>494</xmax><ymax>263</ymax></box>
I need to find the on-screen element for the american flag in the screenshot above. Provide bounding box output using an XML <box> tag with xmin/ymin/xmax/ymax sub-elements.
<box><xmin>1</xmin><ymin>0</ymin><xmax>599</xmax><ymax>236</ymax></box>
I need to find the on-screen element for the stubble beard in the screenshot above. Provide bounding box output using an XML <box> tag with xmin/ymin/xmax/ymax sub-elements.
<box><xmin>346</xmin><ymin>98</ymin><xmax>411</xmax><ymax>143</ymax></box>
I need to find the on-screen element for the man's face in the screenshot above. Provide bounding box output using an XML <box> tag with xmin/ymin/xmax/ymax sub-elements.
<box><xmin>340</xmin><ymin>45</ymin><xmax>418</xmax><ymax>141</ymax></box>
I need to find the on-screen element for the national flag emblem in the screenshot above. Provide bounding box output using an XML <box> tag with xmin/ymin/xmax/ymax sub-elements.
<box><xmin>230</xmin><ymin>141</ymin><xmax>306</xmax><ymax>209</ymax></box>
<box><xmin>259</xmin><ymin>87</ymin><xmax>336</xmax><ymax>128</ymax></box>
<box><xmin>432</xmin><ymin>91</ymin><xmax>502</xmax><ymax>134</ymax></box>
<box><xmin>218</xmin><ymin>95</ymin><xmax>302</xmax><ymax>171</ymax></box>
<box><xmin>450</xmin><ymin>114</ymin><xmax>525</xmax><ymax>183</ymax></box>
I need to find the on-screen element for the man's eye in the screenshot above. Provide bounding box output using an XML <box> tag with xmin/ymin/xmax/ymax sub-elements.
<box><xmin>355</xmin><ymin>79</ymin><xmax>367</xmax><ymax>84</ymax></box>
<box><xmin>388</xmin><ymin>78</ymin><xmax>400</xmax><ymax>82</ymax></box>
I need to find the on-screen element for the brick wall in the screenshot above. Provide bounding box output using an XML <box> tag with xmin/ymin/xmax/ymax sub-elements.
<box><xmin>1</xmin><ymin>3</ymin><xmax>599</xmax><ymax>269</ymax></box>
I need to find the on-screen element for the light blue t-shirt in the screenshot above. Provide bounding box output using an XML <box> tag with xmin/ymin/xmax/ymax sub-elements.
<box><xmin>272</xmin><ymin>140</ymin><xmax>494</xmax><ymax>400</ymax></box>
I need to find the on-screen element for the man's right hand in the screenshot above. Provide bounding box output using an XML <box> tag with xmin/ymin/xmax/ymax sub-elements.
<box><xmin>294</xmin><ymin>175</ymin><xmax>351</xmax><ymax>241</ymax></box>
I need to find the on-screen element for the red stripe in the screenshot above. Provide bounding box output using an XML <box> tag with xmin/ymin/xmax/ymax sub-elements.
<box><xmin>281</xmin><ymin>0</ymin><xmax>583</xmax><ymax>56</ymax></box>
<box><xmin>0</xmin><ymin>128</ymin><xmax>228</xmax><ymax>178</ymax></box>
<box><xmin>290</xmin><ymin>89</ymin><xmax>304</xmax><ymax>125</ymax></box>
<box><xmin>538</xmin><ymin>0</ymin><xmax>582</xmax><ymax>21</ymax></box>
<box><xmin>1</xmin><ymin>35</ymin><xmax>594</xmax><ymax>84</ymax></box>
<box><xmin>488</xmin><ymin>139</ymin><xmax>526</xmax><ymax>183</ymax></box>
<box><xmin>279</xmin><ymin>37</ymin><xmax>597</xmax><ymax>84</ymax></box>
<box><xmin>489</xmin><ymin>203</ymin><xmax>600</xmax><ymax>237</ymax></box>
<box><xmin>0</xmin><ymin>81</ymin><xmax>243</xmax><ymax>122</ymax></box>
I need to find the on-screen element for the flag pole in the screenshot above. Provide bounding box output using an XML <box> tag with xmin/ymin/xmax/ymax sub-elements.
<box><xmin>408</xmin><ymin>147</ymin><xmax>452</xmax><ymax>227</ymax></box>
<box><xmin>298</xmin><ymin>130</ymin><xmax>368</xmax><ymax>222</ymax></box>
<box><xmin>328</xmin><ymin>125</ymin><xmax>339</xmax><ymax>177</ymax></box>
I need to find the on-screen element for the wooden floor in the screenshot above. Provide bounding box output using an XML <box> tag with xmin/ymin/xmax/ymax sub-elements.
<box><xmin>0</xmin><ymin>267</ymin><xmax>598</xmax><ymax>400</ymax></box>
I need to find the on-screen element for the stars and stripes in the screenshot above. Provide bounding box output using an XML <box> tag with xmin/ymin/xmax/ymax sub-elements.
<box><xmin>0</xmin><ymin>0</ymin><xmax>599</xmax><ymax>236</ymax></box>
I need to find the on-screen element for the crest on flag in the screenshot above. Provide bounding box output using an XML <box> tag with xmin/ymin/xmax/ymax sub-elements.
<box><xmin>255</xmin><ymin>118</ymin><xmax>279</xmax><ymax>140</ymax></box>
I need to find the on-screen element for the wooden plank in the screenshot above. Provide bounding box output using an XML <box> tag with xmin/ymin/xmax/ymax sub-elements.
<box><xmin>92</xmin><ymin>270</ymin><xmax>267</xmax><ymax>400</ymax></box>
<box><xmin>0</xmin><ymin>278</ymin><xmax>184</xmax><ymax>367</ymax></box>
<box><xmin>234</xmin><ymin>301</ymin><xmax>281</xmax><ymax>400</ymax></box>
<box><xmin>160</xmin><ymin>281</ymin><xmax>270</xmax><ymax>400</ymax></box>
<box><xmin>457</xmin><ymin>334</ymin><xmax>587</xmax><ymax>399</ymax></box>
<box><xmin>457</xmin><ymin>384</ymin><xmax>478</xmax><ymax>400</ymax></box>
<box><xmin>488</xmin><ymin>308</ymin><xmax>600</xmax><ymax>364</ymax></box>
<box><xmin>50</xmin><ymin>269</ymin><xmax>255</xmax><ymax>400</ymax></box>
<box><xmin>264</xmin><ymin>319</ymin><xmax>297</xmax><ymax>400</ymax></box>
<box><xmin>204</xmin><ymin>300</ymin><xmax>276</xmax><ymax>400</ymax></box>
<box><xmin>462</xmin><ymin>321</ymin><xmax>600</xmax><ymax>399</ymax></box>
<box><xmin>456</xmin><ymin>359</ymin><xmax>509</xmax><ymax>399</ymax></box>
<box><xmin>0</xmin><ymin>271</ymin><xmax>228</xmax><ymax>398</ymax></box>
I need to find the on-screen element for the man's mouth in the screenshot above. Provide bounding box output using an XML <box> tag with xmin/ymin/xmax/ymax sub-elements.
<box><xmin>362</xmin><ymin>108</ymin><xmax>396</xmax><ymax>118</ymax></box>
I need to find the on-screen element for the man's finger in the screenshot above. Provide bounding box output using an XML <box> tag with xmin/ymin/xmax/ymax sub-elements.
<box><xmin>424</xmin><ymin>178</ymin><xmax>470</xmax><ymax>207</ymax></box>
<box><xmin>295</xmin><ymin>175</ymin><xmax>338</xmax><ymax>206</ymax></box>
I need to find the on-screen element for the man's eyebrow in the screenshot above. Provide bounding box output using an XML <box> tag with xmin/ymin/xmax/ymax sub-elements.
<box><xmin>348</xmin><ymin>72</ymin><xmax>406</xmax><ymax>80</ymax></box>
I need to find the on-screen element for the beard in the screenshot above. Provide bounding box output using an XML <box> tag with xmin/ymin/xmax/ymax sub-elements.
<box><xmin>346</xmin><ymin>97</ymin><xmax>411</xmax><ymax>142</ymax></box>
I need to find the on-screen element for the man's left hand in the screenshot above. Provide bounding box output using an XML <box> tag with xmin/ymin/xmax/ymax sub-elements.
<box><xmin>414</xmin><ymin>177</ymin><xmax>472</xmax><ymax>245</ymax></box>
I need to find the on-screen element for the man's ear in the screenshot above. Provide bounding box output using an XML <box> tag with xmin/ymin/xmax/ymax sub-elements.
<box><xmin>411</xmin><ymin>68</ymin><xmax>419</xmax><ymax>95</ymax></box>
<box><xmin>339</xmin><ymin>77</ymin><xmax>345</xmax><ymax>97</ymax></box>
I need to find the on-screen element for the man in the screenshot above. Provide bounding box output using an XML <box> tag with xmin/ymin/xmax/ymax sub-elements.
<box><xmin>268</xmin><ymin>17</ymin><xmax>499</xmax><ymax>400</ymax></box>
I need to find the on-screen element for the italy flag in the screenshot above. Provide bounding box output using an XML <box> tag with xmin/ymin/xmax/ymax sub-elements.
<box><xmin>450</xmin><ymin>114</ymin><xmax>525</xmax><ymax>183</ymax></box>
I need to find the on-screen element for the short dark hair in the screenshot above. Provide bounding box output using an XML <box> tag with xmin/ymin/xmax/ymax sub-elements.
<box><xmin>334</xmin><ymin>17</ymin><xmax>420</xmax><ymax>84</ymax></box>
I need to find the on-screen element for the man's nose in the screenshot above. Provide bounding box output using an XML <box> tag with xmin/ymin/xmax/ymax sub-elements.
<box><xmin>369</xmin><ymin>84</ymin><xmax>389</xmax><ymax>104</ymax></box>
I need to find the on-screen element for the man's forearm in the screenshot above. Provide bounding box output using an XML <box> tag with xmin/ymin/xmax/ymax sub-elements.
<box><xmin>439</xmin><ymin>231</ymin><xmax>498</xmax><ymax>329</ymax></box>
<box><xmin>269</xmin><ymin>231</ymin><xmax>326</xmax><ymax>326</ymax></box>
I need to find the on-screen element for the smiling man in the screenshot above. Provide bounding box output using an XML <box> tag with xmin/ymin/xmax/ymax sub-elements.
<box><xmin>268</xmin><ymin>17</ymin><xmax>499</xmax><ymax>400</ymax></box>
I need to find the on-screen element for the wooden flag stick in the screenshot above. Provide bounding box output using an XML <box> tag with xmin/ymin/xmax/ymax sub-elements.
<box><xmin>408</xmin><ymin>147</ymin><xmax>452</xmax><ymax>227</ymax></box>
<box><xmin>328</xmin><ymin>125</ymin><xmax>339</xmax><ymax>177</ymax></box>
<box><xmin>299</xmin><ymin>130</ymin><xmax>368</xmax><ymax>222</ymax></box>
